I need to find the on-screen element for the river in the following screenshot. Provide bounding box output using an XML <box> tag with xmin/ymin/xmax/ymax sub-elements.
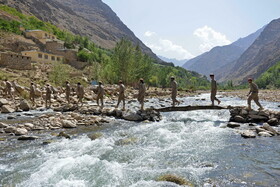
<box><xmin>1</xmin><ymin>94</ymin><xmax>280</xmax><ymax>187</ymax></box>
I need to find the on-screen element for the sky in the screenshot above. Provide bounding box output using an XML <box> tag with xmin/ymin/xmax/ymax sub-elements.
<box><xmin>102</xmin><ymin>0</ymin><xmax>280</xmax><ymax>60</ymax></box>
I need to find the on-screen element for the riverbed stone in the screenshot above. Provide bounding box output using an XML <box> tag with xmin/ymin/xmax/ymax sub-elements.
<box><xmin>1</xmin><ymin>105</ymin><xmax>15</xmax><ymax>113</ymax></box>
<box><xmin>263</xmin><ymin>123</ymin><xmax>278</xmax><ymax>135</ymax></box>
<box><xmin>240</xmin><ymin>130</ymin><xmax>256</xmax><ymax>138</ymax></box>
<box><xmin>227</xmin><ymin>122</ymin><xmax>241</xmax><ymax>128</ymax></box>
<box><xmin>258</xmin><ymin>132</ymin><xmax>273</xmax><ymax>137</ymax></box>
<box><xmin>248</xmin><ymin>114</ymin><xmax>268</xmax><ymax>121</ymax></box>
<box><xmin>24</xmin><ymin>123</ymin><xmax>34</xmax><ymax>129</ymax></box>
<box><xmin>18</xmin><ymin>135</ymin><xmax>39</xmax><ymax>141</ymax></box>
<box><xmin>0</xmin><ymin>98</ymin><xmax>9</xmax><ymax>106</ymax></box>
<box><xmin>14</xmin><ymin>128</ymin><xmax>28</xmax><ymax>136</ymax></box>
<box><xmin>267</xmin><ymin>118</ymin><xmax>279</xmax><ymax>126</ymax></box>
<box><xmin>0</xmin><ymin>122</ymin><xmax>8</xmax><ymax>128</ymax></box>
<box><xmin>19</xmin><ymin>100</ymin><xmax>31</xmax><ymax>111</ymax></box>
<box><xmin>62</xmin><ymin>120</ymin><xmax>77</xmax><ymax>128</ymax></box>
<box><xmin>233</xmin><ymin>115</ymin><xmax>246</xmax><ymax>123</ymax></box>
<box><xmin>123</xmin><ymin>111</ymin><xmax>143</xmax><ymax>121</ymax></box>
<box><xmin>58</xmin><ymin>131</ymin><xmax>71</xmax><ymax>139</ymax></box>
<box><xmin>88</xmin><ymin>132</ymin><xmax>103</xmax><ymax>140</ymax></box>
<box><xmin>4</xmin><ymin>126</ymin><xmax>16</xmax><ymax>133</ymax></box>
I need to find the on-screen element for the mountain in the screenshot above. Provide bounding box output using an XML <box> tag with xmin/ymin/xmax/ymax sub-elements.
<box><xmin>183</xmin><ymin>27</ymin><xmax>264</xmax><ymax>77</ymax></box>
<box><xmin>0</xmin><ymin>0</ymin><xmax>170</xmax><ymax>65</ymax></box>
<box><xmin>218</xmin><ymin>18</ymin><xmax>280</xmax><ymax>84</ymax></box>
<box><xmin>158</xmin><ymin>56</ymin><xmax>187</xmax><ymax>67</ymax></box>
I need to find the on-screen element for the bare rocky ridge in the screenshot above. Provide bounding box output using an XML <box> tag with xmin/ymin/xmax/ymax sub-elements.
<box><xmin>0</xmin><ymin>0</ymin><xmax>170</xmax><ymax>65</ymax></box>
<box><xmin>218</xmin><ymin>18</ymin><xmax>280</xmax><ymax>83</ymax></box>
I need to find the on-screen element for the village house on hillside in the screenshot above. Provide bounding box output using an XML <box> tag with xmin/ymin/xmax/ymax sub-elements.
<box><xmin>0</xmin><ymin>51</ymin><xmax>33</xmax><ymax>70</ymax></box>
<box><xmin>25</xmin><ymin>30</ymin><xmax>57</xmax><ymax>44</ymax></box>
<box><xmin>21</xmin><ymin>50</ymin><xmax>64</xmax><ymax>64</ymax></box>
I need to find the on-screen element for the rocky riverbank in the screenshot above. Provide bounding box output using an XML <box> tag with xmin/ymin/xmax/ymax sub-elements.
<box><xmin>227</xmin><ymin>106</ymin><xmax>280</xmax><ymax>138</ymax></box>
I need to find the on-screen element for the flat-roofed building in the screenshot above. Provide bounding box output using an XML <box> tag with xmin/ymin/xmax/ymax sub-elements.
<box><xmin>21</xmin><ymin>50</ymin><xmax>64</xmax><ymax>64</ymax></box>
<box><xmin>0</xmin><ymin>52</ymin><xmax>33</xmax><ymax>70</ymax></box>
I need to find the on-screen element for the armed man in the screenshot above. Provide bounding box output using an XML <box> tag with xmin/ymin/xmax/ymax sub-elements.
<box><xmin>76</xmin><ymin>82</ymin><xmax>84</xmax><ymax>107</ymax></box>
<box><xmin>210</xmin><ymin>74</ymin><xmax>221</xmax><ymax>106</ymax></box>
<box><xmin>247</xmin><ymin>78</ymin><xmax>263</xmax><ymax>111</ymax></box>
<box><xmin>30</xmin><ymin>82</ymin><xmax>36</xmax><ymax>106</ymax></box>
<box><xmin>65</xmin><ymin>81</ymin><xmax>71</xmax><ymax>104</ymax></box>
<box><xmin>96</xmin><ymin>81</ymin><xmax>105</xmax><ymax>108</ymax></box>
<box><xmin>45</xmin><ymin>83</ymin><xmax>52</xmax><ymax>108</ymax></box>
<box><xmin>116</xmin><ymin>80</ymin><xmax>125</xmax><ymax>110</ymax></box>
<box><xmin>170</xmin><ymin>76</ymin><xmax>180</xmax><ymax>107</ymax></box>
<box><xmin>138</xmin><ymin>78</ymin><xmax>146</xmax><ymax>111</ymax></box>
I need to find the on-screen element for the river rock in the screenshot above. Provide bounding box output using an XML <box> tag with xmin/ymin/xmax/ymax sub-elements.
<box><xmin>115</xmin><ymin>109</ymin><xmax>123</xmax><ymax>117</ymax></box>
<box><xmin>240</xmin><ymin>130</ymin><xmax>256</xmax><ymax>138</ymax></box>
<box><xmin>18</xmin><ymin>135</ymin><xmax>39</xmax><ymax>141</ymax></box>
<box><xmin>240</xmin><ymin>109</ymin><xmax>248</xmax><ymax>116</ymax></box>
<box><xmin>62</xmin><ymin>120</ymin><xmax>77</xmax><ymax>128</ymax></box>
<box><xmin>1</xmin><ymin>105</ymin><xmax>15</xmax><ymax>113</ymax></box>
<box><xmin>258</xmin><ymin>111</ymin><xmax>270</xmax><ymax>117</ymax></box>
<box><xmin>267</xmin><ymin>118</ymin><xmax>279</xmax><ymax>126</ymax></box>
<box><xmin>14</xmin><ymin>128</ymin><xmax>28</xmax><ymax>136</ymax></box>
<box><xmin>24</xmin><ymin>123</ymin><xmax>34</xmax><ymax>129</ymax></box>
<box><xmin>258</xmin><ymin>132</ymin><xmax>273</xmax><ymax>137</ymax></box>
<box><xmin>0</xmin><ymin>98</ymin><xmax>9</xmax><ymax>106</ymax></box>
<box><xmin>0</xmin><ymin>122</ymin><xmax>8</xmax><ymax>128</ymax></box>
<box><xmin>263</xmin><ymin>123</ymin><xmax>278</xmax><ymax>135</ymax></box>
<box><xmin>227</xmin><ymin>122</ymin><xmax>241</xmax><ymax>128</ymax></box>
<box><xmin>70</xmin><ymin>113</ymin><xmax>83</xmax><ymax>120</ymax></box>
<box><xmin>248</xmin><ymin>115</ymin><xmax>268</xmax><ymax>121</ymax></box>
<box><xmin>19</xmin><ymin>100</ymin><xmax>31</xmax><ymax>111</ymax></box>
<box><xmin>249</xmin><ymin>110</ymin><xmax>259</xmax><ymax>115</ymax></box>
<box><xmin>233</xmin><ymin>115</ymin><xmax>246</xmax><ymax>123</ymax></box>
<box><xmin>4</xmin><ymin>126</ymin><xmax>16</xmax><ymax>133</ymax></box>
<box><xmin>58</xmin><ymin>131</ymin><xmax>71</xmax><ymax>139</ymax></box>
<box><xmin>123</xmin><ymin>112</ymin><xmax>143</xmax><ymax>121</ymax></box>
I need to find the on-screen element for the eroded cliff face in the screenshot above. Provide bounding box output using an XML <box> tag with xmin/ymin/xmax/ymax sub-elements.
<box><xmin>1</xmin><ymin>0</ymin><xmax>167</xmax><ymax>64</ymax></box>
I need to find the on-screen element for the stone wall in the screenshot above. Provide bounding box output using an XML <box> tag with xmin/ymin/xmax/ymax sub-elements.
<box><xmin>45</xmin><ymin>41</ymin><xmax>64</xmax><ymax>53</ymax></box>
<box><xmin>0</xmin><ymin>52</ymin><xmax>33</xmax><ymax>70</ymax></box>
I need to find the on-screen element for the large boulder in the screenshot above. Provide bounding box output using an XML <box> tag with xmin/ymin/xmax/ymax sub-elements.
<box><xmin>62</xmin><ymin>120</ymin><xmax>77</xmax><ymax>128</ymax></box>
<box><xmin>267</xmin><ymin>118</ymin><xmax>279</xmax><ymax>126</ymax></box>
<box><xmin>1</xmin><ymin>105</ymin><xmax>15</xmax><ymax>113</ymax></box>
<box><xmin>233</xmin><ymin>115</ymin><xmax>246</xmax><ymax>123</ymax></box>
<box><xmin>19</xmin><ymin>100</ymin><xmax>31</xmax><ymax>111</ymax></box>
<box><xmin>258</xmin><ymin>132</ymin><xmax>273</xmax><ymax>137</ymax></box>
<box><xmin>4</xmin><ymin>126</ymin><xmax>16</xmax><ymax>133</ymax></box>
<box><xmin>240</xmin><ymin>130</ymin><xmax>256</xmax><ymax>138</ymax></box>
<box><xmin>18</xmin><ymin>135</ymin><xmax>39</xmax><ymax>141</ymax></box>
<box><xmin>227</xmin><ymin>122</ymin><xmax>241</xmax><ymax>128</ymax></box>
<box><xmin>263</xmin><ymin>123</ymin><xmax>278</xmax><ymax>135</ymax></box>
<box><xmin>0</xmin><ymin>122</ymin><xmax>8</xmax><ymax>128</ymax></box>
<box><xmin>0</xmin><ymin>99</ymin><xmax>9</xmax><ymax>106</ymax></box>
<box><xmin>14</xmin><ymin>128</ymin><xmax>28</xmax><ymax>136</ymax></box>
<box><xmin>123</xmin><ymin>111</ymin><xmax>143</xmax><ymax>121</ymax></box>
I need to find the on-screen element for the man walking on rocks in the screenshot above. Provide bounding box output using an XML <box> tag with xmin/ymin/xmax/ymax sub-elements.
<box><xmin>45</xmin><ymin>84</ymin><xmax>52</xmax><ymax>108</ymax></box>
<box><xmin>96</xmin><ymin>81</ymin><xmax>104</xmax><ymax>108</ymax></box>
<box><xmin>247</xmin><ymin>78</ymin><xmax>263</xmax><ymax>111</ymax></box>
<box><xmin>138</xmin><ymin>78</ymin><xmax>146</xmax><ymax>111</ymax></box>
<box><xmin>65</xmin><ymin>81</ymin><xmax>71</xmax><ymax>104</ymax></box>
<box><xmin>116</xmin><ymin>80</ymin><xmax>125</xmax><ymax>110</ymax></box>
<box><xmin>210</xmin><ymin>74</ymin><xmax>221</xmax><ymax>106</ymax></box>
<box><xmin>170</xmin><ymin>76</ymin><xmax>180</xmax><ymax>107</ymax></box>
<box><xmin>76</xmin><ymin>82</ymin><xmax>84</xmax><ymax>107</ymax></box>
<box><xmin>4</xmin><ymin>79</ymin><xmax>14</xmax><ymax>101</ymax></box>
<box><xmin>30</xmin><ymin>82</ymin><xmax>36</xmax><ymax>106</ymax></box>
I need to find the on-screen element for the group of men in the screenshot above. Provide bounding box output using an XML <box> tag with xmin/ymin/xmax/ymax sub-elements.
<box><xmin>209</xmin><ymin>74</ymin><xmax>264</xmax><ymax>110</ymax></box>
<box><xmin>1</xmin><ymin>74</ymin><xmax>264</xmax><ymax>111</ymax></box>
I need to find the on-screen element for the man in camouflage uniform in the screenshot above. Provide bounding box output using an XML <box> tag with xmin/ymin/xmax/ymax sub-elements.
<box><xmin>138</xmin><ymin>78</ymin><xmax>146</xmax><ymax>111</ymax></box>
<box><xmin>76</xmin><ymin>82</ymin><xmax>84</xmax><ymax>107</ymax></box>
<box><xmin>170</xmin><ymin>76</ymin><xmax>180</xmax><ymax>107</ymax></box>
<box><xmin>210</xmin><ymin>74</ymin><xmax>221</xmax><ymax>106</ymax></box>
<box><xmin>247</xmin><ymin>78</ymin><xmax>263</xmax><ymax>111</ymax></box>
<box><xmin>96</xmin><ymin>81</ymin><xmax>104</xmax><ymax>108</ymax></box>
<box><xmin>65</xmin><ymin>81</ymin><xmax>71</xmax><ymax>104</ymax></box>
<box><xmin>30</xmin><ymin>82</ymin><xmax>36</xmax><ymax>106</ymax></box>
<box><xmin>45</xmin><ymin>83</ymin><xmax>52</xmax><ymax>108</ymax></box>
<box><xmin>116</xmin><ymin>80</ymin><xmax>125</xmax><ymax>110</ymax></box>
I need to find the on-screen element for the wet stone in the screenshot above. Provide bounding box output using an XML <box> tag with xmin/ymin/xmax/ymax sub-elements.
<box><xmin>227</xmin><ymin>122</ymin><xmax>241</xmax><ymax>128</ymax></box>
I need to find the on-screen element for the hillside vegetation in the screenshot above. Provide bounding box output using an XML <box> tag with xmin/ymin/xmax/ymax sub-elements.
<box><xmin>0</xmin><ymin>5</ymin><xmax>209</xmax><ymax>89</ymax></box>
<box><xmin>256</xmin><ymin>61</ymin><xmax>280</xmax><ymax>89</ymax></box>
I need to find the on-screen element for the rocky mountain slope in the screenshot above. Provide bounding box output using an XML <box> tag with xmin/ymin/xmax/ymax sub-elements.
<box><xmin>0</xmin><ymin>0</ymin><xmax>168</xmax><ymax>64</ymax></box>
<box><xmin>158</xmin><ymin>55</ymin><xmax>188</xmax><ymax>67</ymax></box>
<box><xmin>183</xmin><ymin>27</ymin><xmax>264</xmax><ymax>77</ymax></box>
<box><xmin>218</xmin><ymin>18</ymin><xmax>280</xmax><ymax>84</ymax></box>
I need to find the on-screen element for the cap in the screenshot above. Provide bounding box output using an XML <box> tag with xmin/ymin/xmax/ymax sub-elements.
<box><xmin>170</xmin><ymin>76</ymin><xmax>175</xmax><ymax>79</ymax></box>
<box><xmin>139</xmin><ymin>78</ymin><xmax>143</xmax><ymax>81</ymax></box>
<box><xmin>98</xmin><ymin>81</ymin><xmax>102</xmax><ymax>84</ymax></box>
<box><xmin>209</xmin><ymin>73</ymin><xmax>214</xmax><ymax>76</ymax></box>
<box><xmin>248</xmin><ymin>78</ymin><xmax>253</xmax><ymax>81</ymax></box>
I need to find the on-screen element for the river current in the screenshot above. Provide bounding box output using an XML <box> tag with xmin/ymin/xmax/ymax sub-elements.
<box><xmin>1</xmin><ymin>94</ymin><xmax>280</xmax><ymax>187</ymax></box>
